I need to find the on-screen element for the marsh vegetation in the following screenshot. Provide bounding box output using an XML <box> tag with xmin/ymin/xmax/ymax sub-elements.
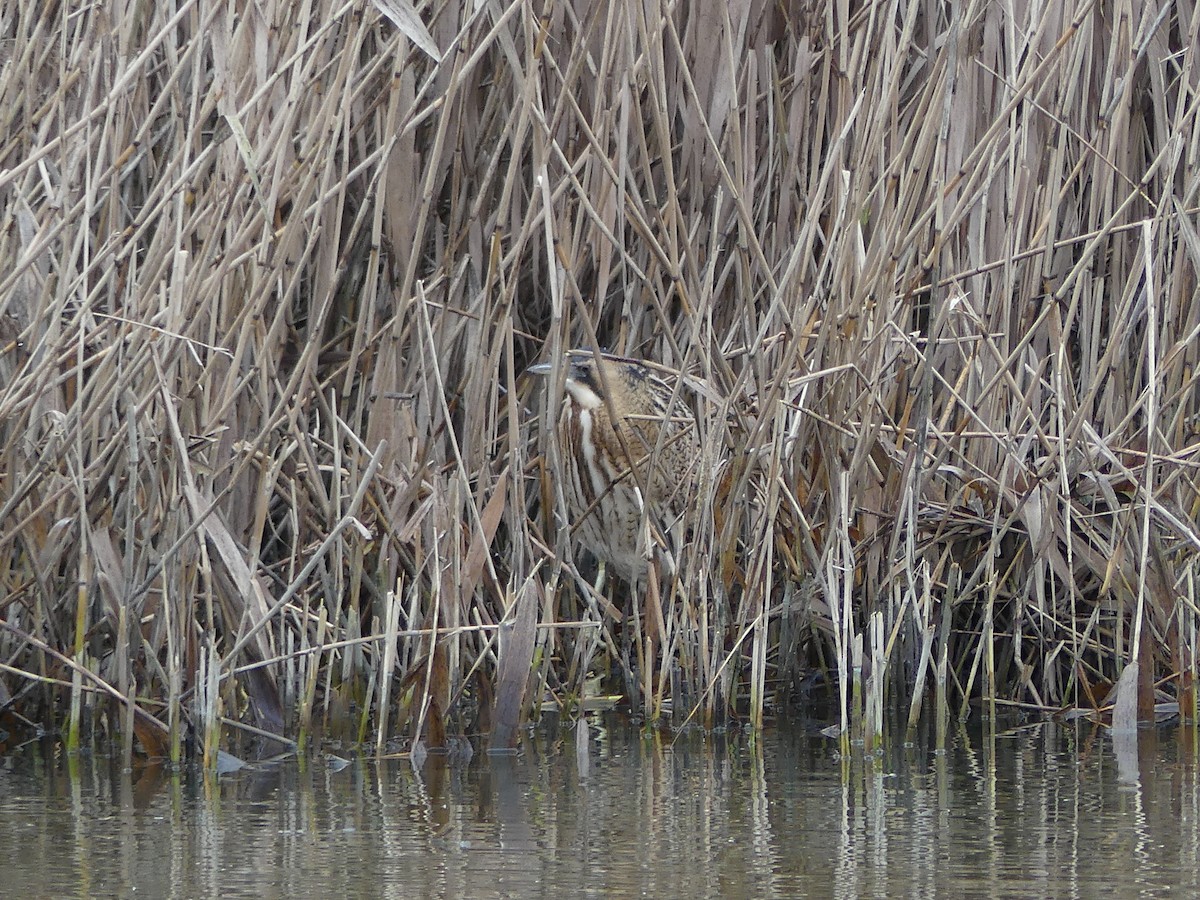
<box><xmin>1</xmin><ymin>0</ymin><xmax>1199</xmax><ymax>763</ymax></box>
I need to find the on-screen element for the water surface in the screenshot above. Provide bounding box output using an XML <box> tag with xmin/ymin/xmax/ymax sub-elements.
<box><xmin>2</xmin><ymin>716</ymin><xmax>1199</xmax><ymax>898</ymax></box>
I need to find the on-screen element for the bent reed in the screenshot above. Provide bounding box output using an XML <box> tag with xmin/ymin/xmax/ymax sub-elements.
<box><xmin>1</xmin><ymin>1</ymin><xmax>1199</xmax><ymax>761</ymax></box>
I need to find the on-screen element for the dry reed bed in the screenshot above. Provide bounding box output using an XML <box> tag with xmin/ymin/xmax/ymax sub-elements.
<box><xmin>0</xmin><ymin>0</ymin><xmax>1198</xmax><ymax>760</ymax></box>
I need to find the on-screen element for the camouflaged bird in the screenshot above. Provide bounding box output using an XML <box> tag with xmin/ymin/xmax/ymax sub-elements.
<box><xmin>529</xmin><ymin>350</ymin><xmax>699</xmax><ymax>586</ymax></box>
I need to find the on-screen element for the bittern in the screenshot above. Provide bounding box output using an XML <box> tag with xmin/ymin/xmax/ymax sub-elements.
<box><xmin>528</xmin><ymin>350</ymin><xmax>699</xmax><ymax>589</ymax></box>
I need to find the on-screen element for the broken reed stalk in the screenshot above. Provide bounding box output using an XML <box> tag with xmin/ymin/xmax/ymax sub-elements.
<box><xmin>0</xmin><ymin>0</ymin><xmax>1199</xmax><ymax>755</ymax></box>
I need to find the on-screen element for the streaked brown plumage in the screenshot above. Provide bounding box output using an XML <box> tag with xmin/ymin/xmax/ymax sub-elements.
<box><xmin>529</xmin><ymin>350</ymin><xmax>698</xmax><ymax>586</ymax></box>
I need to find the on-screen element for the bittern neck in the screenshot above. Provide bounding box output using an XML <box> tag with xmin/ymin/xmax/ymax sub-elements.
<box><xmin>564</xmin><ymin>379</ymin><xmax>604</xmax><ymax>410</ymax></box>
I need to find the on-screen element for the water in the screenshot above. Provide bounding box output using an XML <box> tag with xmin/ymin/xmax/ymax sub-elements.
<box><xmin>2</xmin><ymin>717</ymin><xmax>1199</xmax><ymax>898</ymax></box>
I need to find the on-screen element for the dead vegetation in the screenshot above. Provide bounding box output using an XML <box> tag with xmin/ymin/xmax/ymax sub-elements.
<box><xmin>1</xmin><ymin>0</ymin><xmax>1199</xmax><ymax>761</ymax></box>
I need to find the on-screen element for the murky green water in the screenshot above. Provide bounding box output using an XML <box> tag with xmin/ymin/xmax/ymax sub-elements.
<box><xmin>2</xmin><ymin>716</ymin><xmax>1199</xmax><ymax>898</ymax></box>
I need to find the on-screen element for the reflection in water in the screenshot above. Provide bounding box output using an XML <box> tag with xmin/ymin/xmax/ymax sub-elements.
<box><xmin>1</xmin><ymin>717</ymin><xmax>1200</xmax><ymax>897</ymax></box>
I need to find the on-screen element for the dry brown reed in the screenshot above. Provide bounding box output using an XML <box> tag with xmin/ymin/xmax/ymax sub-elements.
<box><xmin>1</xmin><ymin>0</ymin><xmax>1199</xmax><ymax>757</ymax></box>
